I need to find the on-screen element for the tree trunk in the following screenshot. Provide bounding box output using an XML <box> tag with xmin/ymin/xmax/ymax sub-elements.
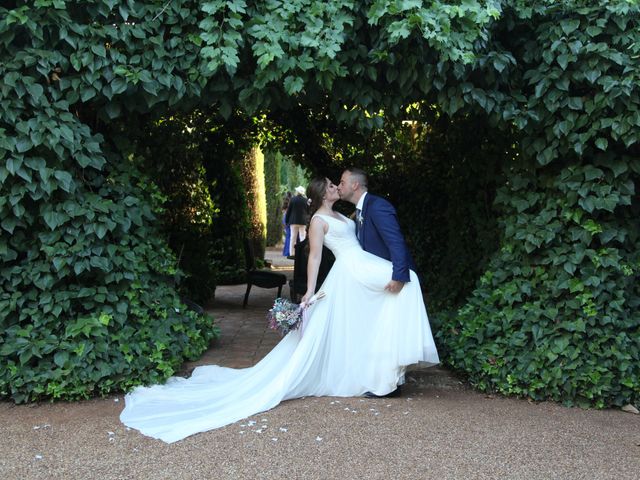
<box><xmin>264</xmin><ymin>150</ymin><xmax>283</xmax><ymax>247</ymax></box>
<box><xmin>241</xmin><ymin>146</ymin><xmax>267</xmax><ymax>260</ymax></box>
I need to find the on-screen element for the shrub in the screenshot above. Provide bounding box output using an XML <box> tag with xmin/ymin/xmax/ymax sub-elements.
<box><xmin>0</xmin><ymin>160</ymin><xmax>218</xmax><ymax>403</ymax></box>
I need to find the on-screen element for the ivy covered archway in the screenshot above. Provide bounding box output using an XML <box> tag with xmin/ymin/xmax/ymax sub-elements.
<box><xmin>1</xmin><ymin>1</ymin><xmax>638</xmax><ymax>407</ymax></box>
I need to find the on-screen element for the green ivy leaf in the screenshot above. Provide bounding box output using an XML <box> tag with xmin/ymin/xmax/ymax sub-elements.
<box><xmin>58</xmin><ymin>125</ymin><xmax>74</xmax><ymax>143</ymax></box>
<box><xmin>560</xmin><ymin>19</ymin><xmax>580</xmax><ymax>35</ymax></box>
<box><xmin>81</xmin><ymin>87</ymin><xmax>96</xmax><ymax>102</ymax></box>
<box><xmin>95</xmin><ymin>224</ymin><xmax>108</xmax><ymax>239</ymax></box>
<box><xmin>54</xmin><ymin>351</ymin><xmax>69</xmax><ymax>368</ymax></box>
<box><xmin>7</xmin><ymin>157</ymin><xmax>23</xmax><ymax>175</ymax></box>
<box><xmin>43</xmin><ymin>210</ymin><xmax>59</xmax><ymax>230</ymax></box>
<box><xmin>583</xmin><ymin>166</ymin><xmax>604</xmax><ymax>181</ymax></box>
<box><xmin>584</xmin><ymin>70</ymin><xmax>600</xmax><ymax>83</ymax></box>
<box><xmin>91</xmin><ymin>44</ymin><xmax>106</xmax><ymax>57</ymax></box>
<box><xmin>1</xmin><ymin>217</ymin><xmax>18</xmax><ymax>234</ymax></box>
<box><xmin>557</xmin><ymin>54</ymin><xmax>570</xmax><ymax>70</ymax></box>
<box><xmin>54</xmin><ymin>170</ymin><xmax>73</xmax><ymax>192</ymax></box>
<box><xmin>595</xmin><ymin>138</ymin><xmax>608</xmax><ymax>151</ymax></box>
<box><xmin>567</xmin><ymin>97</ymin><xmax>583</xmax><ymax>110</ymax></box>
<box><xmin>283</xmin><ymin>76</ymin><xmax>304</xmax><ymax>95</ymax></box>
<box><xmin>52</xmin><ymin>257</ymin><xmax>67</xmax><ymax>271</ymax></box>
<box><xmin>26</xmin><ymin>83</ymin><xmax>44</xmax><ymax>102</ymax></box>
<box><xmin>608</xmin><ymin>160</ymin><xmax>628</xmax><ymax>178</ymax></box>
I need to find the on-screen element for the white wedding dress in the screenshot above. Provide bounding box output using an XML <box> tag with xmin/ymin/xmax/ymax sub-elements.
<box><xmin>120</xmin><ymin>213</ymin><xmax>439</xmax><ymax>443</ymax></box>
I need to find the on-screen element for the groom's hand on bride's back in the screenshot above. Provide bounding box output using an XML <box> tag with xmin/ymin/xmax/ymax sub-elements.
<box><xmin>384</xmin><ymin>280</ymin><xmax>405</xmax><ymax>293</ymax></box>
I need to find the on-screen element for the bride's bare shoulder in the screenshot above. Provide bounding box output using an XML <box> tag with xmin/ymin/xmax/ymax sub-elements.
<box><xmin>310</xmin><ymin>214</ymin><xmax>330</xmax><ymax>233</ymax></box>
<box><xmin>310</xmin><ymin>214</ymin><xmax>329</xmax><ymax>226</ymax></box>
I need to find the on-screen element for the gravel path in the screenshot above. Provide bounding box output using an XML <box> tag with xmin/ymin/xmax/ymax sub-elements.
<box><xmin>2</xmin><ymin>382</ymin><xmax>639</xmax><ymax>480</ymax></box>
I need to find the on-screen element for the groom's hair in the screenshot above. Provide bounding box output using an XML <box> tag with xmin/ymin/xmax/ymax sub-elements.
<box><xmin>346</xmin><ymin>167</ymin><xmax>368</xmax><ymax>190</ymax></box>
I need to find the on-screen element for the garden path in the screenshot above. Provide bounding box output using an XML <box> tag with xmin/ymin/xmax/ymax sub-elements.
<box><xmin>1</xmin><ymin>247</ymin><xmax>638</xmax><ymax>479</ymax></box>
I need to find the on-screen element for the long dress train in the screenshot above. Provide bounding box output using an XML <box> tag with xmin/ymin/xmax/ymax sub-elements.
<box><xmin>120</xmin><ymin>213</ymin><xmax>439</xmax><ymax>443</ymax></box>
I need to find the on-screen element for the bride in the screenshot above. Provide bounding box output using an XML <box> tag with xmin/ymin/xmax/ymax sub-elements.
<box><xmin>120</xmin><ymin>177</ymin><xmax>439</xmax><ymax>443</ymax></box>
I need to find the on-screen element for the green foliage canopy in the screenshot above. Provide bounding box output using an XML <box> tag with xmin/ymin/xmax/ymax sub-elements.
<box><xmin>0</xmin><ymin>0</ymin><xmax>639</xmax><ymax>407</ymax></box>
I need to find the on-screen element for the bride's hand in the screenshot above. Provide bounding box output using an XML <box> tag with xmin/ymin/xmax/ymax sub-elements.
<box><xmin>300</xmin><ymin>291</ymin><xmax>313</xmax><ymax>306</ymax></box>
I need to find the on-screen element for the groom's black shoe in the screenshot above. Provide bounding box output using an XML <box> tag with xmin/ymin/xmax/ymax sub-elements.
<box><xmin>363</xmin><ymin>386</ymin><xmax>402</xmax><ymax>399</ymax></box>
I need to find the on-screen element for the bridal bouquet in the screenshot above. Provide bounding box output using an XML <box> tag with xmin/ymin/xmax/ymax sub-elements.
<box><xmin>267</xmin><ymin>291</ymin><xmax>325</xmax><ymax>335</ymax></box>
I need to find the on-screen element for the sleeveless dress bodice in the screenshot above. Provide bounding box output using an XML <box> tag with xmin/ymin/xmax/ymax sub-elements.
<box><xmin>312</xmin><ymin>213</ymin><xmax>361</xmax><ymax>257</ymax></box>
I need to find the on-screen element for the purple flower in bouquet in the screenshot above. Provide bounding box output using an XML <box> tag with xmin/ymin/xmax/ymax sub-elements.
<box><xmin>266</xmin><ymin>292</ymin><xmax>325</xmax><ymax>336</ymax></box>
<box><xmin>266</xmin><ymin>298</ymin><xmax>302</xmax><ymax>335</ymax></box>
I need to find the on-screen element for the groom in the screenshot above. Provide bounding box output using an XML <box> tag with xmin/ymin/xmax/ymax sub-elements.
<box><xmin>338</xmin><ymin>167</ymin><xmax>416</xmax><ymax>293</ymax></box>
<box><xmin>338</xmin><ymin>167</ymin><xmax>416</xmax><ymax>397</ymax></box>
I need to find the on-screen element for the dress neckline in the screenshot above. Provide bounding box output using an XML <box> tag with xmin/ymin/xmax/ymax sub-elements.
<box><xmin>314</xmin><ymin>212</ymin><xmax>350</xmax><ymax>225</ymax></box>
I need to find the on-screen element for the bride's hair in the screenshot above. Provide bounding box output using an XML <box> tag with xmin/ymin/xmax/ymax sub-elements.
<box><xmin>306</xmin><ymin>176</ymin><xmax>329</xmax><ymax>219</ymax></box>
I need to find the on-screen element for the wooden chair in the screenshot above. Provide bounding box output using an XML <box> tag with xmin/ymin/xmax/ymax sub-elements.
<box><xmin>243</xmin><ymin>239</ymin><xmax>287</xmax><ymax>308</ymax></box>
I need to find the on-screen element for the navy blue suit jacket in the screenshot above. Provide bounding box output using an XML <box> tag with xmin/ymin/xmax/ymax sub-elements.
<box><xmin>357</xmin><ymin>193</ymin><xmax>416</xmax><ymax>282</ymax></box>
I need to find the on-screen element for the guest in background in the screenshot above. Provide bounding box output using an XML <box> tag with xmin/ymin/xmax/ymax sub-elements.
<box><xmin>281</xmin><ymin>192</ymin><xmax>292</xmax><ymax>256</ymax></box>
<box><xmin>285</xmin><ymin>186</ymin><xmax>309</xmax><ymax>257</ymax></box>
